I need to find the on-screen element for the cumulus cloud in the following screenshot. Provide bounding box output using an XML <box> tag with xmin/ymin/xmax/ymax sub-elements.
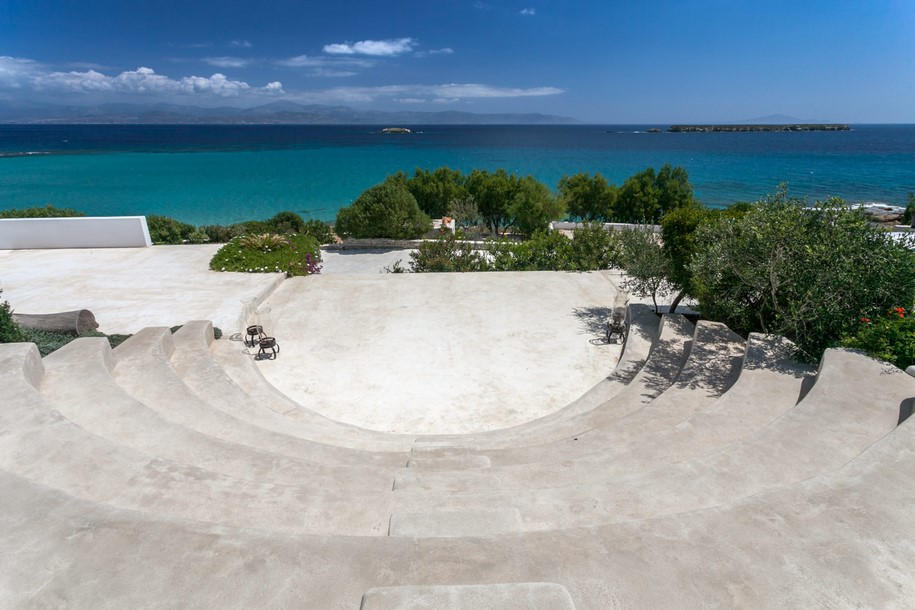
<box><xmin>323</xmin><ymin>37</ymin><xmax>416</xmax><ymax>56</ymax></box>
<box><xmin>520</xmin><ymin>8</ymin><xmax>536</xmax><ymax>15</ymax></box>
<box><xmin>203</xmin><ymin>56</ymin><xmax>251</xmax><ymax>68</ymax></box>
<box><xmin>1</xmin><ymin>61</ymin><xmax>284</xmax><ymax>99</ymax></box>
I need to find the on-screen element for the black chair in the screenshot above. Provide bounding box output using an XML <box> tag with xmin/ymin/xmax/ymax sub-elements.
<box><xmin>257</xmin><ymin>336</ymin><xmax>280</xmax><ymax>360</ymax></box>
<box><xmin>245</xmin><ymin>325</ymin><xmax>265</xmax><ymax>347</ymax></box>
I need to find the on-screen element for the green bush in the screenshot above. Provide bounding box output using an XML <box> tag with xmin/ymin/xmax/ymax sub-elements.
<box><xmin>690</xmin><ymin>193</ymin><xmax>915</xmax><ymax>360</ymax></box>
<box><xmin>509</xmin><ymin>176</ymin><xmax>565</xmax><ymax>237</ymax></box>
<box><xmin>199</xmin><ymin>223</ymin><xmax>244</xmax><ymax>243</ymax></box>
<box><xmin>558</xmin><ymin>173</ymin><xmax>616</xmax><ymax>222</ymax></box>
<box><xmin>209</xmin><ymin>233</ymin><xmax>322</xmax><ymax>276</ymax></box>
<box><xmin>489</xmin><ymin>231</ymin><xmax>575</xmax><ymax>271</ymax></box>
<box><xmin>146</xmin><ymin>214</ymin><xmax>196</xmax><ymax>244</ymax></box>
<box><xmin>0</xmin><ymin>204</ymin><xmax>85</xmax><ymax>218</ymax></box>
<box><xmin>615</xmin><ymin>164</ymin><xmax>696</xmax><ymax>223</ymax></box>
<box><xmin>903</xmin><ymin>192</ymin><xmax>915</xmax><ymax>226</ymax></box>
<box><xmin>570</xmin><ymin>223</ymin><xmax>623</xmax><ymax>270</ymax></box>
<box><xmin>841</xmin><ymin>308</ymin><xmax>915</xmax><ymax>370</ymax></box>
<box><xmin>0</xmin><ymin>291</ymin><xmax>24</xmax><ymax>343</ymax></box>
<box><xmin>404</xmin><ymin>167</ymin><xmax>468</xmax><ymax>218</ymax></box>
<box><xmin>188</xmin><ymin>229</ymin><xmax>210</xmax><ymax>244</ymax></box>
<box><xmin>335</xmin><ymin>181</ymin><xmax>431</xmax><ymax>239</ymax></box>
<box><xmin>302</xmin><ymin>219</ymin><xmax>335</xmax><ymax>244</ymax></box>
<box><xmin>409</xmin><ymin>232</ymin><xmax>489</xmax><ymax>272</ymax></box>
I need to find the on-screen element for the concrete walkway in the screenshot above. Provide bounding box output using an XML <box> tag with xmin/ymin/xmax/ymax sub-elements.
<box><xmin>0</xmin><ymin>245</ymin><xmax>281</xmax><ymax>334</ymax></box>
<box><xmin>255</xmin><ymin>271</ymin><xmax>622</xmax><ymax>434</ymax></box>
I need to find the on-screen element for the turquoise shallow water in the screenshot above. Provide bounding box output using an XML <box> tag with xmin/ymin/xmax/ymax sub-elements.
<box><xmin>0</xmin><ymin>124</ymin><xmax>913</xmax><ymax>224</ymax></box>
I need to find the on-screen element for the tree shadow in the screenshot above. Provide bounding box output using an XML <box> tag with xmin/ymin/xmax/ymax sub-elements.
<box><xmin>572</xmin><ymin>306</ymin><xmax>614</xmax><ymax>344</ymax></box>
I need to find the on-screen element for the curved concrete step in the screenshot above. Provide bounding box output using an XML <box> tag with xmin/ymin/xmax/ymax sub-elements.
<box><xmin>179</xmin><ymin>321</ymin><xmax>415</xmax><ymax>452</ymax></box>
<box><xmin>411</xmin><ymin>303</ymin><xmax>660</xmax><ymax>449</ymax></box>
<box><xmin>112</xmin><ymin>327</ymin><xmax>407</xmax><ymax>468</ymax></box>
<box><xmin>2</xmin><ymin>408</ymin><xmax>914</xmax><ymax>608</ymax></box>
<box><xmin>39</xmin><ymin>337</ymin><xmax>397</xmax><ymax>488</ymax></box>
<box><xmin>0</xmin><ymin>343</ymin><xmax>392</xmax><ymax>536</ymax></box>
<box><xmin>388</xmin><ymin>349</ymin><xmax>913</xmax><ymax>532</ymax></box>
<box><xmin>407</xmin><ymin>313</ymin><xmax>694</xmax><ymax>466</ymax></box>
<box><xmin>360</xmin><ymin>583</ymin><xmax>576</xmax><ymax>609</ymax></box>
<box><xmin>398</xmin><ymin>320</ymin><xmax>747</xmax><ymax>490</ymax></box>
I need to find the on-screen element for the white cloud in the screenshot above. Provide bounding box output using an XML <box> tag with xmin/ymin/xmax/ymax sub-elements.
<box><xmin>0</xmin><ymin>56</ymin><xmax>40</xmax><ymax>87</ymax></box>
<box><xmin>395</xmin><ymin>97</ymin><xmax>426</xmax><ymax>103</ymax></box>
<box><xmin>230</xmin><ymin>39</ymin><xmax>253</xmax><ymax>48</ymax></box>
<box><xmin>19</xmin><ymin>64</ymin><xmax>283</xmax><ymax>98</ymax></box>
<box><xmin>323</xmin><ymin>37</ymin><xmax>416</xmax><ymax>57</ymax></box>
<box><xmin>289</xmin><ymin>83</ymin><xmax>563</xmax><ymax>104</ymax></box>
<box><xmin>520</xmin><ymin>8</ymin><xmax>536</xmax><ymax>15</ymax></box>
<box><xmin>276</xmin><ymin>54</ymin><xmax>372</xmax><ymax>68</ymax></box>
<box><xmin>430</xmin><ymin>47</ymin><xmax>454</xmax><ymax>55</ymax></box>
<box><xmin>203</xmin><ymin>56</ymin><xmax>251</xmax><ymax>68</ymax></box>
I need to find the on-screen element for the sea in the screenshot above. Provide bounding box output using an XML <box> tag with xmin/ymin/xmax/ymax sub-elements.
<box><xmin>0</xmin><ymin>124</ymin><xmax>913</xmax><ymax>225</ymax></box>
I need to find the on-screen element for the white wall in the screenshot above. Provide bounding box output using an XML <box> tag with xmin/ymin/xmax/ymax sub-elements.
<box><xmin>0</xmin><ymin>216</ymin><xmax>152</xmax><ymax>249</ymax></box>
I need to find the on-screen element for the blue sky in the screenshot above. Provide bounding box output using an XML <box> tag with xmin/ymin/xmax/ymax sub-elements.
<box><xmin>1</xmin><ymin>0</ymin><xmax>913</xmax><ymax>122</ymax></box>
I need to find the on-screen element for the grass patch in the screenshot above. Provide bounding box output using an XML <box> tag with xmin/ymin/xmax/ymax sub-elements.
<box><xmin>210</xmin><ymin>233</ymin><xmax>322</xmax><ymax>276</ymax></box>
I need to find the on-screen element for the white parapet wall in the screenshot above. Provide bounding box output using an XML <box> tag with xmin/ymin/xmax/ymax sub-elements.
<box><xmin>0</xmin><ymin>216</ymin><xmax>152</xmax><ymax>249</ymax></box>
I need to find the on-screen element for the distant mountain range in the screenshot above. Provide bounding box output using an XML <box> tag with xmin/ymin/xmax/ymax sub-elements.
<box><xmin>0</xmin><ymin>101</ymin><xmax>578</xmax><ymax>125</ymax></box>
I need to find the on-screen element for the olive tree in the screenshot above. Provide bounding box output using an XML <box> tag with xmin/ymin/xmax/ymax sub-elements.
<box><xmin>690</xmin><ymin>193</ymin><xmax>915</xmax><ymax>359</ymax></box>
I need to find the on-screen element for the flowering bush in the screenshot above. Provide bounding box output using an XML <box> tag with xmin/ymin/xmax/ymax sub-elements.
<box><xmin>841</xmin><ymin>307</ymin><xmax>915</xmax><ymax>370</ymax></box>
<box><xmin>209</xmin><ymin>233</ymin><xmax>321</xmax><ymax>277</ymax></box>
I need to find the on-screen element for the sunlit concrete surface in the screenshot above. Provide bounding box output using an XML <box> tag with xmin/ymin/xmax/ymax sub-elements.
<box><xmin>254</xmin><ymin>271</ymin><xmax>622</xmax><ymax>434</ymax></box>
<box><xmin>0</xmin><ymin>245</ymin><xmax>281</xmax><ymax>334</ymax></box>
<box><xmin>320</xmin><ymin>248</ymin><xmax>414</xmax><ymax>274</ymax></box>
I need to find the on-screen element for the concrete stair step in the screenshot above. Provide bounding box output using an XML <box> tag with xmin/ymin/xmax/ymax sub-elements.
<box><xmin>112</xmin><ymin>327</ymin><xmax>406</xmax><ymax>468</ymax></box>
<box><xmin>360</xmin><ymin>583</ymin><xmax>575</xmax><ymax>609</ymax></box>
<box><xmin>38</xmin><ymin>337</ymin><xmax>396</xmax><ymax>489</ymax></box>
<box><xmin>204</xmin><ymin>324</ymin><xmax>415</xmax><ymax>452</ymax></box>
<box><xmin>388</xmin><ymin>509</ymin><xmax>523</xmax><ymax>537</ymax></box>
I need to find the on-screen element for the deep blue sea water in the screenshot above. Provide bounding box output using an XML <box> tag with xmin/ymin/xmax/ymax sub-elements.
<box><xmin>0</xmin><ymin>124</ymin><xmax>912</xmax><ymax>224</ymax></box>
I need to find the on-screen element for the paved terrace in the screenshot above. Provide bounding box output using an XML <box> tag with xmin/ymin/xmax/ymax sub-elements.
<box><xmin>255</xmin><ymin>270</ymin><xmax>621</xmax><ymax>434</ymax></box>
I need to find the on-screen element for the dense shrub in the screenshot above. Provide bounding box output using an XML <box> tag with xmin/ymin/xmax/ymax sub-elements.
<box><xmin>569</xmin><ymin>223</ymin><xmax>623</xmax><ymax>270</ymax></box>
<box><xmin>0</xmin><ymin>204</ymin><xmax>85</xmax><ymax>218</ymax></box>
<box><xmin>146</xmin><ymin>214</ymin><xmax>196</xmax><ymax>244</ymax></box>
<box><xmin>841</xmin><ymin>308</ymin><xmax>915</xmax><ymax>370</ymax></box>
<box><xmin>690</xmin><ymin>194</ymin><xmax>915</xmax><ymax>360</ymax></box>
<box><xmin>558</xmin><ymin>173</ymin><xmax>616</xmax><ymax>222</ymax></box>
<box><xmin>509</xmin><ymin>176</ymin><xmax>565</xmax><ymax>236</ymax></box>
<box><xmin>0</xmin><ymin>291</ymin><xmax>24</xmax><ymax>343</ymax></box>
<box><xmin>903</xmin><ymin>192</ymin><xmax>915</xmax><ymax>226</ymax></box>
<box><xmin>209</xmin><ymin>232</ymin><xmax>322</xmax><ymax>276</ymax></box>
<box><xmin>404</xmin><ymin>167</ymin><xmax>468</xmax><ymax>218</ymax></box>
<box><xmin>302</xmin><ymin>219</ymin><xmax>335</xmax><ymax>244</ymax></box>
<box><xmin>489</xmin><ymin>231</ymin><xmax>575</xmax><ymax>271</ymax></box>
<box><xmin>409</xmin><ymin>232</ymin><xmax>489</xmax><ymax>272</ymax></box>
<box><xmin>615</xmin><ymin>164</ymin><xmax>696</xmax><ymax>223</ymax></box>
<box><xmin>335</xmin><ymin>181</ymin><xmax>431</xmax><ymax>239</ymax></box>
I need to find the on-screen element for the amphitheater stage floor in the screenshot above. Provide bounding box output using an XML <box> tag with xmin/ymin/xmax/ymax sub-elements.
<box><xmin>255</xmin><ymin>271</ymin><xmax>623</xmax><ymax>434</ymax></box>
<box><xmin>0</xmin><ymin>245</ymin><xmax>282</xmax><ymax>334</ymax></box>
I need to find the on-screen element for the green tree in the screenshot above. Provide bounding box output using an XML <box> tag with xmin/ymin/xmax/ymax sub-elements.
<box><xmin>335</xmin><ymin>181</ymin><xmax>431</xmax><ymax>239</ymax></box>
<box><xmin>558</xmin><ymin>172</ymin><xmax>616</xmax><ymax>222</ymax></box>
<box><xmin>615</xmin><ymin>164</ymin><xmax>696</xmax><ymax>223</ymax></box>
<box><xmin>0</xmin><ymin>204</ymin><xmax>85</xmax><ymax>218</ymax></box>
<box><xmin>509</xmin><ymin>176</ymin><xmax>564</xmax><ymax>236</ymax></box>
<box><xmin>465</xmin><ymin>169</ymin><xmax>519</xmax><ymax>236</ymax></box>
<box><xmin>690</xmin><ymin>193</ymin><xmax>915</xmax><ymax>360</ymax></box>
<box><xmin>405</xmin><ymin>167</ymin><xmax>468</xmax><ymax>218</ymax></box>
<box><xmin>618</xmin><ymin>227</ymin><xmax>673</xmax><ymax>313</ymax></box>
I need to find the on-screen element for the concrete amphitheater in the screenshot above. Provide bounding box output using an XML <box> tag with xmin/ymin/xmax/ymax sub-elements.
<box><xmin>2</xmin><ymin>286</ymin><xmax>915</xmax><ymax>608</ymax></box>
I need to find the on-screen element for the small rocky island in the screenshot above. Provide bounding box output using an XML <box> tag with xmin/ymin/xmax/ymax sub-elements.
<box><xmin>668</xmin><ymin>124</ymin><xmax>850</xmax><ymax>133</ymax></box>
<box><xmin>381</xmin><ymin>127</ymin><xmax>412</xmax><ymax>134</ymax></box>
